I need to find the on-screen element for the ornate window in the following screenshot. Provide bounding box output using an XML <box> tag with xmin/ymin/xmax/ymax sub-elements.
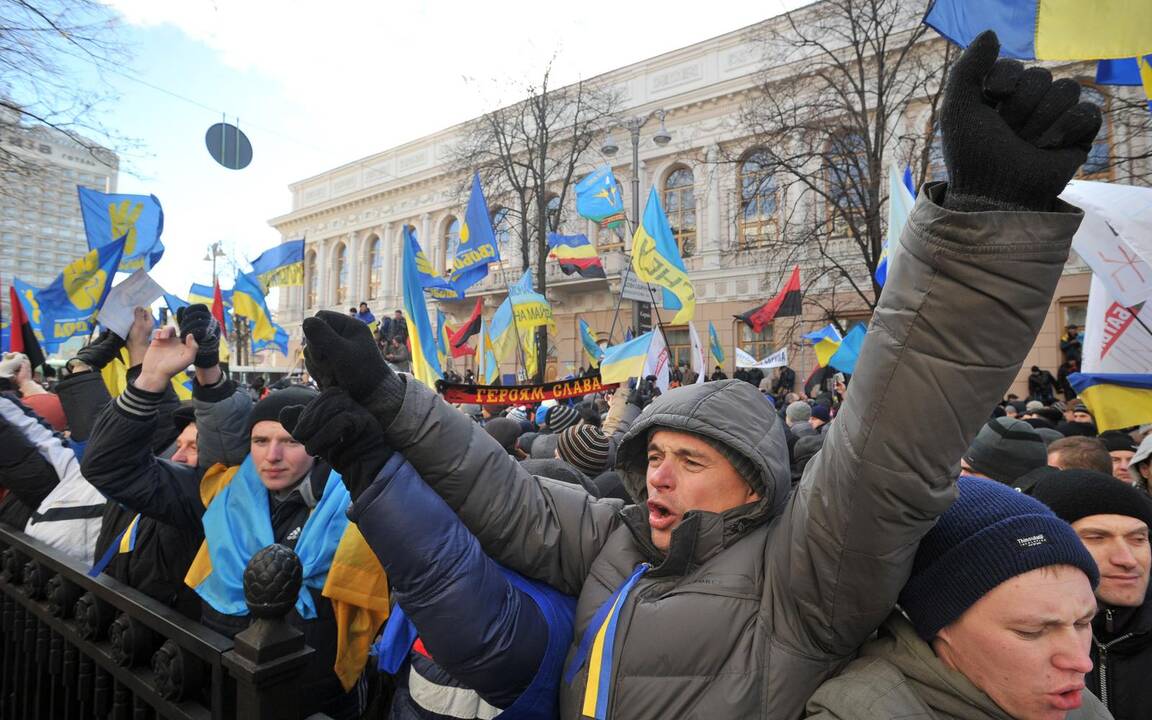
<box><xmin>738</xmin><ymin>322</ymin><xmax>775</xmax><ymax>362</ymax></box>
<box><xmin>333</xmin><ymin>242</ymin><xmax>348</xmax><ymax>306</ymax></box>
<box><xmin>663</xmin><ymin>166</ymin><xmax>696</xmax><ymax>257</ymax></box>
<box><xmin>366</xmin><ymin>235</ymin><xmax>382</xmax><ymax>299</ymax></box>
<box><xmin>545</xmin><ymin>195</ymin><xmax>562</xmax><ymax>232</ymax></box>
<box><xmin>492</xmin><ymin>206</ymin><xmax>514</xmax><ymax>263</ymax></box>
<box><xmin>442</xmin><ymin>216</ymin><xmax>460</xmax><ymax>275</ymax></box>
<box><xmin>739</xmin><ymin>150</ymin><xmax>778</xmax><ymax>248</ymax></box>
<box><xmin>1079</xmin><ymin>86</ymin><xmax>1112</xmax><ymax>179</ymax></box>
<box><xmin>663</xmin><ymin>326</ymin><xmax>694</xmax><ymax>371</ymax></box>
<box><xmin>305</xmin><ymin>250</ymin><xmax>317</xmax><ymax>308</ymax></box>
<box><xmin>826</xmin><ymin>132</ymin><xmax>868</xmax><ymax>236</ymax></box>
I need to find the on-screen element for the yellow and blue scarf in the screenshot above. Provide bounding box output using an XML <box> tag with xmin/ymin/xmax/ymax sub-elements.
<box><xmin>565</xmin><ymin>563</ymin><xmax>650</xmax><ymax>719</ymax></box>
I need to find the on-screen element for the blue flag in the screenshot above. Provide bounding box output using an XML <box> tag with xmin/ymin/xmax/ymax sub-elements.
<box><xmin>189</xmin><ymin>283</ymin><xmax>234</xmax><ymax>335</ymax></box>
<box><xmin>409</xmin><ymin>231</ymin><xmax>462</xmax><ymax>299</ymax></box>
<box><xmin>78</xmin><ymin>188</ymin><xmax>165</xmax><ymax>273</ymax></box>
<box><xmin>232</xmin><ymin>272</ymin><xmax>277</xmax><ymax>343</ymax></box>
<box><xmin>450</xmin><ymin>174</ymin><xmax>500</xmax><ymax>293</ymax></box>
<box><xmin>250</xmin><ymin>240</ymin><xmax>305</xmax><ymax>290</ymax></box>
<box><xmin>575</xmin><ymin>165</ymin><xmax>626</xmax><ymax>227</ymax></box>
<box><xmin>402</xmin><ymin>226</ymin><xmax>445</xmax><ymax>387</ymax></box>
<box><xmin>251</xmin><ymin>323</ymin><xmax>289</xmax><ymax>355</ymax></box>
<box><xmin>828</xmin><ymin>324</ymin><xmax>867</xmax><ymax>374</ymax></box>
<box><xmin>876</xmin><ymin>165</ymin><xmax>916</xmax><ymax>289</ymax></box>
<box><xmin>16</xmin><ymin>237</ymin><xmax>126</xmax><ymax>351</ymax></box>
<box><xmin>708</xmin><ymin>321</ymin><xmax>725</xmax><ymax>366</ymax></box>
<box><xmin>579</xmin><ymin>318</ymin><xmax>604</xmax><ymax>368</ymax></box>
<box><xmin>632</xmin><ymin>187</ymin><xmax>694</xmax><ymax>324</ymax></box>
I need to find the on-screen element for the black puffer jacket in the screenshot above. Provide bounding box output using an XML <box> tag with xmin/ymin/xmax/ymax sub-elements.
<box><xmin>1090</xmin><ymin>596</ymin><xmax>1152</xmax><ymax>720</ymax></box>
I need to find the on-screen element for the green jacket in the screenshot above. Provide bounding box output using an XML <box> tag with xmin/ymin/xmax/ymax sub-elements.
<box><xmin>806</xmin><ymin>613</ymin><xmax>1112</xmax><ymax>719</ymax></box>
<box><xmin>381</xmin><ymin>183</ymin><xmax>1084</xmax><ymax>719</ymax></box>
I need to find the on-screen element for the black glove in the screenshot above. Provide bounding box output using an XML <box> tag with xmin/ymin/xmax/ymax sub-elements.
<box><xmin>176</xmin><ymin>304</ymin><xmax>221</xmax><ymax>369</ymax></box>
<box><xmin>940</xmin><ymin>30</ymin><xmax>1102</xmax><ymax>213</ymax></box>
<box><xmin>70</xmin><ymin>329</ymin><xmax>125</xmax><ymax>371</ymax></box>
<box><xmin>301</xmin><ymin>310</ymin><xmax>405</xmax><ymax>424</ymax></box>
<box><xmin>279</xmin><ymin>388</ymin><xmax>394</xmax><ymax>502</ymax></box>
<box><xmin>629</xmin><ymin>375</ymin><xmax>661</xmax><ymax>410</ymax></box>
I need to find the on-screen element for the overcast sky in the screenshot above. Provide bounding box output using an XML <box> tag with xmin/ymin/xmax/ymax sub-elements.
<box><xmin>94</xmin><ymin>0</ymin><xmax>809</xmax><ymax>297</ymax></box>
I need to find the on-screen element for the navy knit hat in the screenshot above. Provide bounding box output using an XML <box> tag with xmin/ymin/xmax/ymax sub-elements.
<box><xmin>899</xmin><ymin>476</ymin><xmax>1099</xmax><ymax>642</ymax></box>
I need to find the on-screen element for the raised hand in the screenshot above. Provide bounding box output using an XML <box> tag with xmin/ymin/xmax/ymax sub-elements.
<box><xmin>71</xmin><ymin>327</ymin><xmax>126</xmax><ymax>372</ymax></box>
<box><xmin>300</xmin><ymin>310</ymin><xmax>405</xmax><ymax>423</ymax></box>
<box><xmin>941</xmin><ymin>30</ymin><xmax>1102</xmax><ymax>212</ymax></box>
<box><xmin>279</xmin><ymin>387</ymin><xmax>394</xmax><ymax>501</ymax></box>
<box><xmin>176</xmin><ymin>304</ymin><xmax>221</xmax><ymax>369</ymax></box>
<box><xmin>135</xmin><ymin>326</ymin><xmax>196</xmax><ymax>392</ymax></box>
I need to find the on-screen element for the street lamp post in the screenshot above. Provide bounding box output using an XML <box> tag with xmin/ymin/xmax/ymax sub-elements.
<box><xmin>601</xmin><ymin>109</ymin><xmax>671</xmax><ymax>335</ymax></box>
<box><xmin>203</xmin><ymin>241</ymin><xmax>226</xmax><ymax>283</ymax></box>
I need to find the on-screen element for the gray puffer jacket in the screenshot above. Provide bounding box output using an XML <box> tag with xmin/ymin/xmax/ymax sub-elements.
<box><xmin>805</xmin><ymin>613</ymin><xmax>1112</xmax><ymax>719</ymax></box>
<box><xmin>381</xmin><ymin>184</ymin><xmax>1083</xmax><ymax>719</ymax></box>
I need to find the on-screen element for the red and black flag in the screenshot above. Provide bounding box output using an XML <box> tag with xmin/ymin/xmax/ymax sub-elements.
<box><xmin>735</xmin><ymin>266</ymin><xmax>801</xmax><ymax>333</ymax></box>
<box><xmin>450</xmin><ymin>297</ymin><xmax>483</xmax><ymax>349</ymax></box>
<box><xmin>8</xmin><ymin>285</ymin><xmax>45</xmax><ymax>370</ymax></box>
<box><xmin>546</xmin><ymin>233</ymin><xmax>606</xmax><ymax>279</ymax></box>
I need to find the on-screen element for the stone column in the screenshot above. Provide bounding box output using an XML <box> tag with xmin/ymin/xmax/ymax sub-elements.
<box><xmin>420</xmin><ymin>213</ymin><xmax>434</xmax><ymax>273</ymax></box>
<box><xmin>706</xmin><ymin>144</ymin><xmax>722</xmax><ymax>265</ymax></box>
<box><xmin>315</xmin><ymin>238</ymin><xmax>329</xmax><ymax>311</ymax></box>
<box><xmin>379</xmin><ymin>222</ymin><xmax>394</xmax><ymax>308</ymax></box>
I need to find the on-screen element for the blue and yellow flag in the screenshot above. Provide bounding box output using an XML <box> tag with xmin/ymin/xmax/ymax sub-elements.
<box><xmin>876</xmin><ymin>166</ymin><xmax>915</xmax><ymax>289</ymax></box>
<box><xmin>509</xmin><ymin>270</ymin><xmax>556</xmax><ymax>378</ymax></box>
<box><xmin>631</xmin><ymin>188</ymin><xmax>695</xmax><ymax>325</ymax></box>
<box><xmin>708</xmin><ymin>321</ymin><xmax>725</xmax><ymax>367</ymax></box>
<box><xmin>476</xmin><ymin>315</ymin><xmax>501</xmax><ymax>385</ymax></box>
<box><xmin>450</xmin><ymin>174</ymin><xmax>500</xmax><ymax>294</ymax></box>
<box><xmin>925</xmin><ymin>0</ymin><xmax>1152</xmax><ymax>61</ymax></box>
<box><xmin>1096</xmin><ymin>55</ymin><xmax>1152</xmax><ymax>111</ymax></box>
<box><xmin>189</xmin><ymin>283</ymin><xmax>234</xmax><ymax>335</ymax></box>
<box><xmin>580</xmin><ymin>318</ymin><xmax>603</xmax><ymax>368</ymax></box>
<box><xmin>250</xmin><ymin>323</ymin><xmax>289</xmax><ymax>355</ymax></box>
<box><xmin>232</xmin><ymin>272</ymin><xmax>277</xmax><ymax>343</ymax></box>
<box><xmin>599</xmin><ymin>331</ymin><xmax>653</xmax><ymax>385</ymax></box>
<box><xmin>1068</xmin><ymin>373</ymin><xmax>1152</xmax><ymax>431</ymax></box>
<box><xmin>78</xmin><ymin>188</ymin><xmax>165</xmax><ymax>273</ymax></box>
<box><xmin>576</xmin><ymin>165</ymin><xmax>626</xmax><ymax>228</ymax></box>
<box><xmin>489</xmin><ymin>295</ymin><xmax>517</xmax><ymax>365</ymax></box>
<box><xmin>402</xmin><ymin>226</ymin><xmax>444</xmax><ymax>387</ymax></box>
<box><xmin>15</xmin><ymin>238</ymin><xmax>126</xmax><ymax>351</ymax></box>
<box><xmin>250</xmin><ymin>240</ymin><xmax>305</xmax><ymax>289</ymax></box>
<box><xmin>435</xmin><ymin>309</ymin><xmax>451</xmax><ymax>371</ymax></box>
<box><xmin>804</xmin><ymin>324</ymin><xmax>844</xmax><ymax>368</ymax></box>
<box><xmin>827</xmin><ymin>324</ymin><xmax>867</xmax><ymax>374</ymax></box>
<box><xmin>407</xmin><ymin>229</ymin><xmax>461</xmax><ymax>299</ymax></box>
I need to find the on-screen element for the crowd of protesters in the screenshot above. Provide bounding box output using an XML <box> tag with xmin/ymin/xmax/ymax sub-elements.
<box><xmin>2</xmin><ymin>31</ymin><xmax>1152</xmax><ymax>720</ymax></box>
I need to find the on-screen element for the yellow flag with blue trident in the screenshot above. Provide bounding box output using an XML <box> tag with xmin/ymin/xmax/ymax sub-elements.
<box><xmin>16</xmin><ymin>236</ymin><xmax>126</xmax><ymax>351</ymax></box>
<box><xmin>631</xmin><ymin>188</ymin><xmax>695</xmax><ymax>325</ymax></box>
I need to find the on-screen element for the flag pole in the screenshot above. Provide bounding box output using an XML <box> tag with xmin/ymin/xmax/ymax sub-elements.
<box><xmin>495</xmin><ymin>260</ymin><xmax>528</xmax><ymax>383</ymax></box>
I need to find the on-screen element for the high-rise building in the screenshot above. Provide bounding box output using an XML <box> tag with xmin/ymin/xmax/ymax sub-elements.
<box><xmin>0</xmin><ymin>106</ymin><xmax>119</xmax><ymax>308</ymax></box>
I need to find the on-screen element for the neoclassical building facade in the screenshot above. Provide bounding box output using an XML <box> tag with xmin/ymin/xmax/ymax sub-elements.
<box><xmin>269</xmin><ymin>5</ymin><xmax>1148</xmax><ymax>393</ymax></box>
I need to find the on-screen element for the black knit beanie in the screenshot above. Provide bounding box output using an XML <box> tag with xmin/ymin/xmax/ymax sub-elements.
<box><xmin>545</xmin><ymin>404</ymin><xmax>580</xmax><ymax>433</ymax></box>
<box><xmin>962</xmin><ymin>417</ymin><xmax>1047</xmax><ymax>485</ymax></box>
<box><xmin>247</xmin><ymin>386</ymin><xmax>318</xmax><ymax>433</ymax></box>
<box><xmin>1030</xmin><ymin>469</ymin><xmax>1152</xmax><ymax>529</ymax></box>
<box><xmin>899</xmin><ymin>476</ymin><xmax>1099</xmax><ymax>642</ymax></box>
<box><xmin>1098</xmin><ymin>431</ymin><xmax>1137</xmax><ymax>454</ymax></box>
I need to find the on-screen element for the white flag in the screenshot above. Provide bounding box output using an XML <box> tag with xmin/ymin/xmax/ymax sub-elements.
<box><xmin>1063</xmin><ymin>181</ymin><xmax>1152</xmax><ymax>307</ymax></box>
<box><xmin>1082</xmin><ymin>274</ymin><xmax>1152</xmax><ymax>374</ymax></box>
<box><xmin>736</xmin><ymin>346</ymin><xmax>788</xmax><ymax>369</ymax></box>
<box><xmin>642</xmin><ymin>328</ymin><xmax>671</xmax><ymax>394</ymax></box>
<box><xmin>688</xmin><ymin>322</ymin><xmax>706</xmax><ymax>385</ymax></box>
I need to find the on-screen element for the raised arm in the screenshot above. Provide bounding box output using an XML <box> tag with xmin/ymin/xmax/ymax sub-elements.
<box><xmin>290</xmin><ymin>320</ymin><xmax>625</xmax><ymax>595</ymax></box>
<box><xmin>772</xmin><ymin>31</ymin><xmax>1102</xmax><ymax>655</ymax></box>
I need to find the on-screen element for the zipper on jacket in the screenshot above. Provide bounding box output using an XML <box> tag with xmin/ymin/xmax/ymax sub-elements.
<box><xmin>1095</xmin><ymin>628</ymin><xmax>1136</xmax><ymax>710</ymax></box>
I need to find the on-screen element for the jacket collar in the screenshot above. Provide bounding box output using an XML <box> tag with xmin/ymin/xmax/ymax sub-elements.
<box><xmin>620</xmin><ymin>498</ymin><xmax>769</xmax><ymax>577</ymax></box>
<box><xmin>1094</xmin><ymin>591</ymin><xmax>1152</xmax><ymax>645</ymax></box>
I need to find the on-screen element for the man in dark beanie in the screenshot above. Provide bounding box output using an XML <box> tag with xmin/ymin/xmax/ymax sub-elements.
<box><xmin>288</xmin><ymin>31</ymin><xmax>1105</xmax><ymax>719</ymax></box>
<box><xmin>807</xmin><ymin>476</ymin><xmax>1107</xmax><ymax>719</ymax></box>
<box><xmin>1031</xmin><ymin>470</ymin><xmax>1152</xmax><ymax>720</ymax></box>
<box><xmin>961</xmin><ymin>417</ymin><xmax>1048</xmax><ymax>485</ymax></box>
<box><xmin>82</xmin><ymin>325</ymin><xmax>387</xmax><ymax>719</ymax></box>
<box><xmin>484</xmin><ymin>417</ymin><xmax>524</xmax><ymax>457</ymax></box>
<box><xmin>1098</xmin><ymin>430</ymin><xmax>1137</xmax><ymax>485</ymax></box>
<box><xmin>543</xmin><ymin>403</ymin><xmax>580</xmax><ymax>434</ymax></box>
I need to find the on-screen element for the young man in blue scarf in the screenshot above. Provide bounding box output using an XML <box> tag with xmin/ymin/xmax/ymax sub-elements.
<box><xmin>81</xmin><ymin>305</ymin><xmax>388</xmax><ymax>720</ymax></box>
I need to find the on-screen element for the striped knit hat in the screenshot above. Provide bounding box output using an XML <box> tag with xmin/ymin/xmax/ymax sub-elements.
<box><xmin>545</xmin><ymin>404</ymin><xmax>581</xmax><ymax>433</ymax></box>
<box><xmin>557</xmin><ymin>425</ymin><xmax>611</xmax><ymax>477</ymax></box>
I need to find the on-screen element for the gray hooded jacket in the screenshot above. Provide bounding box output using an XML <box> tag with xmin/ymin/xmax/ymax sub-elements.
<box><xmin>805</xmin><ymin>613</ymin><xmax>1112</xmax><ymax>719</ymax></box>
<box><xmin>380</xmin><ymin>184</ymin><xmax>1083</xmax><ymax>719</ymax></box>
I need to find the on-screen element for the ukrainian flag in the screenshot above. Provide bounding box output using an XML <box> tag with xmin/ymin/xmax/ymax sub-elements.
<box><xmin>435</xmin><ymin>309</ymin><xmax>451</xmax><ymax>371</ymax></box>
<box><xmin>708</xmin><ymin>321</ymin><xmax>725</xmax><ymax>367</ymax></box>
<box><xmin>580</xmin><ymin>319</ymin><xmax>603</xmax><ymax>368</ymax></box>
<box><xmin>231</xmin><ymin>272</ymin><xmax>277</xmax><ymax>343</ymax></box>
<box><xmin>1068</xmin><ymin>373</ymin><xmax>1152</xmax><ymax>431</ymax></box>
<box><xmin>401</xmin><ymin>226</ymin><xmax>444</xmax><ymax>387</ymax></box>
<box><xmin>804</xmin><ymin>324</ymin><xmax>843</xmax><ymax>368</ymax></box>
<box><xmin>1097</xmin><ymin>55</ymin><xmax>1152</xmax><ymax>111</ymax></box>
<box><xmin>925</xmin><ymin>0</ymin><xmax>1152</xmax><ymax>61</ymax></box>
<box><xmin>599</xmin><ymin>332</ymin><xmax>653</xmax><ymax>385</ymax></box>
<box><xmin>631</xmin><ymin>188</ymin><xmax>695</xmax><ymax>325</ymax></box>
<box><xmin>250</xmin><ymin>240</ymin><xmax>305</xmax><ymax>289</ymax></box>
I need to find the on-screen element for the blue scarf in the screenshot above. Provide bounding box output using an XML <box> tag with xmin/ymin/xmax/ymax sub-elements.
<box><xmin>194</xmin><ymin>456</ymin><xmax>350</xmax><ymax>619</ymax></box>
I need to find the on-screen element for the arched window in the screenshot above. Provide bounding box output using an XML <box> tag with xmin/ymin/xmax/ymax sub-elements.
<box><xmin>739</xmin><ymin>150</ymin><xmax>778</xmax><ymax>248</ymax></box>
<box><xmin>663</xmin><ymin>166</ymin><xmax>696</xmax><ymax>257</ymax></box>
<box><xmin>545</xmin><ymin>195</ymin><xmax>562</xmax><ymax>232</ymax></box>
<box><xmin>1078</xmin><ymin>86</ymin><xmax>1112</xmax><ymax>179</ymax></box>
<box><xmin>333</xmin><ymin>243</ymin><xmax>348</xmax><ymax>305</ymax></box>
<box><xmin>305</xmin><ymin>250</ymin><xmax>317</xmax><ymax>308</ymax></box>
<box><xmin>492</xmin><ymin>206</ymin><xmax>514</xmax><ymax>262</ymax></box>
<box><xmin>366</xmin><ymin>235</ymin><xmax>382</xmax><ymax>299</ymax></box>
<box><xmin>825</xmin><ymin>132</ymin><xmax>868</xmax><ymax>235</ymax></box>
<box><xmin>442</xmin><ymin>216</ymin><xmax>460</xmax><ymax>275</ymax></box>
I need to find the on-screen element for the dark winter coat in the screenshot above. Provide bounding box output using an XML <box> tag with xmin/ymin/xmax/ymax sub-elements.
<box><xmin>376</xmin><ymin>184</ymin><xmax>1084</xmax><ymax>719</ymax></box>
<box><xmin>1090</xmin><ymin>597</ymin><xmax>1152</xmax><ymax>720</ymax></box>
